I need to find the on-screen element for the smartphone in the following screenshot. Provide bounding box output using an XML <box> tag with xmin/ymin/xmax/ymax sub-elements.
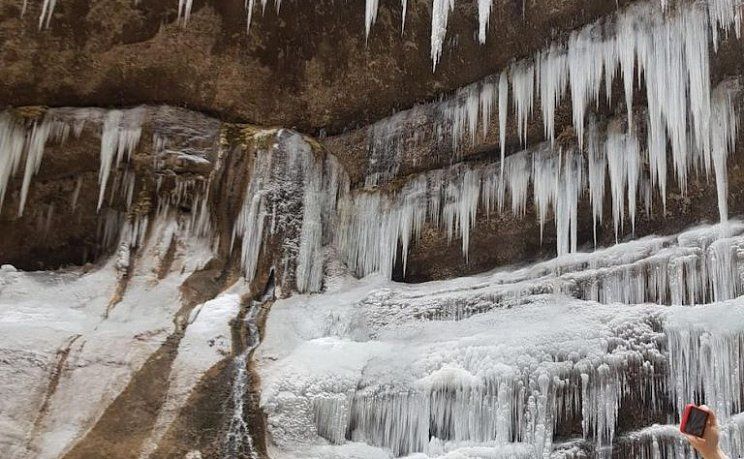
<box><xmin>680</xmin><ymin>404</ymin><xmax>709</xmax><ymax>437</ymax></box>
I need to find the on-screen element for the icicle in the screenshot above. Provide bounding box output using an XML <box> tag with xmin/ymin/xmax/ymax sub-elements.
<box><xmin>616</xmin><ymin>13</ymin><xmax>636</xmax><ymax>132</ymax></box>
<box><xmin>567</xmin><ymin>24</ymin><xmax>603</xmax><ymax>150</ymax></box>
<box><xmin>38</xmin><ymin>0</ymin><xmax>57</xmax><ymax>29</ymax></box>
<box><xmin>586</xmin><ymin>119</ymin><xmax>606</xmax><ymax>246</ymax></box>
<box><xmin>505</xmin><ymin>151</ymin><xmax>530</xmax><ymax>217</ymax></box>
<box><xmin>510</xmin><ymin>63</ymin><xmax>535</xmax><ymax>146</ymax></box>
<box><xmin>479</xmin><ymin>80</ymin><xmax>497</xmax><ymax>140</ymax></box>
<box><xmin>626</xmin><ymin>130</ymin><xmax>641</xmax><ymax>234</ymax></box>
<box><xmin>497</xmin><ymin>71</ymin><xmax>509</xmax><ymax>177</ymax></box>
<box><xmin>246</xmin><ymin>0</ymin><xmax>256</xmax><ymax>33</ymax></box>
<box><xmin>295</xmin><ymin>137</ymin><xmax>326</xmax><ymax>293</ymax></box>
<box><xmin>0</xmin><ymin>114</ymin><xmax>27</xmax><ymax>212</ymax></box>
<box><xmin>431</xmin><ymin>0</ymin><xmax>454</xmax><ymax>70</ymax></box>
<box><xmin>401</xmin><ymin>0</ymin><xmax>408</xmax><ymax>33</ymax></box>
<box><xmin>232</xmin><ymin>131</ymin><xmax>331</xmax><ymax>292</ymax></box>
<box><xmin>605</xmin><ymin>127</ymin><xmax>629</xmax><ymax>242</ymax></box>
<box><xmin>478</xmin><ymin>0</ymin><xmax>493</xmax><ymax>44</ymax></box>
<box><xmin>537</xmin><ymin>45</ymin><xmax>569</xmax><ymax>144</ymax></box>
<box><xmin>177</xmin><ymin>0</ymin><xmax>193</xmax><ymax>25</ymax></box>
<box><xmin>18</xmin><ymin>121</ymin><xmax>54</xmax><ymax>216</ymax></box>
<box><xmin>97</xmin><ymin>109</ymin><xmax>144</xmax><ymax>211</ymax></box>
<box><xmin>365</xmin><ymin>0</ymin><xmax>379</xmax><ymax>40</ymax></box>
<box><xmin>70</xmin><ymin>176</ymin><xmax>83</xmax><ymax>213</ymax></box>
<box><xmin>709</xmin><ymin>81</ymin><xmax>739</xmax><ymax>225</ymax></box>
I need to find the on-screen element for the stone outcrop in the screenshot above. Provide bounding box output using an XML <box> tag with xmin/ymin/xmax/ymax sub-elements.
<box><xmin>1</xmin><ymin>0</ymin><xmax>640</xmax><ymax>133</ymax></box>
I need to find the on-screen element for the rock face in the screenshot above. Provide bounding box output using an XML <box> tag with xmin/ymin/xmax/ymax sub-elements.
<box><xmin>1</xmin><ymin>0</ymin><xmax>640</xmax><ymax>132</ymax></box>
<box><xmin>4</xmin><ymin>0</ymin><xmax>744</xmax><ymax>459</ymax></box>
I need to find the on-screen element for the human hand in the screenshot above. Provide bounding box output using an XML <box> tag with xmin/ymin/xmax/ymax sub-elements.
<box><xmin>684</xmin><ymin>405</ymin><xmax>728</xmax><ymax>459</ymax></box>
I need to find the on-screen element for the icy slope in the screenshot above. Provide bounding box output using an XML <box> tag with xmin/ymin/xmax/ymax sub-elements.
<box><xmin>0</xmin><ymin>211</ymin><xmax>240</xmax><ymax>459</ymax></box>
<box><xmin>256</xmin><ymin>222</ymin><xmax>744</xmax><ymax>458</ymax></box>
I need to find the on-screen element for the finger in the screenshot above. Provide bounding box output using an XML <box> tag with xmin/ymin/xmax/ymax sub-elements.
<box><xmin>698</xmin><ymin>405</ymin><xmax>718</xmax><ymax>425</ymax></box>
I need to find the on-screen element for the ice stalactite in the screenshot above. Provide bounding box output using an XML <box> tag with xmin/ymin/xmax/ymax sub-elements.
<box><xmin>477</xmin><ymin>0</ymin><xmax>494</xmax><ymax>44</ymax></box>
<box><xmin>0</xmin><ymin>114</ymin><xmax>31</xmax><ymax>212</ymax></box>
<box><xmin>567</xmin><ymin>25</ymin><xmax>604</xmax><ymax>151</ymax></box>
<box><xmin>365</xmin><ymin>0</ymin><xmax>379</xmax><ymax>39</ymax></box>
<box><xmin>338</xmin><ymin>142</ymin><xmax>584</xmax><ymax>279</ymax></box>
<box><xmin>38</xmin><ymin>0</ymin><xmax>57</xmax><ymax>29</ymax></box>
<box><xmin>499</xmin><ymin>70</ymin><xmax>509</xmax><ymax>174</ymax></box>
<box><xmin>533</xmin><ymin>148</ymin><xmax>584</xmax><ymax>255</ymax></box>
<box><xmin>177</xmin><ymin>0</ymin><xmax>193</xmax><ymax>25</ymax></box>
<box><xmin>511</xmin><ymin>63</ymin><xmax>535</xmax><ymax>147</ymax></box>
<box><xmin>430</xmin><ymin>0</ymin><xmax>454</xmax><ymax>70</ymax></box>
<box><xmin>245</xmin><ymin>0</ymin><xmax>281</xmax><ymax>33</ymax></box>
<box><xmin>666</xmin><ymin>305</ymin><xmax>744</xmax><ymax>422</ymax></box>
<box><xmin>358</xmin><ymin>0</ymin><xmax>740</xmax><ymax>184</ymax></box>
<box><xmin>259</xmin><ymin>217</ymin><xmax>744</xmax><ymax>457</ymax></box>
<box><xmin>537</xmin><ymin>45</ymin><xmax>569</xmax><ymax>145</ymax></box>
<box><xmin>97</xmin><ymin>109</ymin><xmax>145</xmax><ymax>210</ymax></box>
<box><xmin>618</xmin><ymin>414</ymin><xmax>744</xmax><ymax>459</ymax></box>
<box><xmin>710</xmin><ymin>80</ymin><xmax>740</xmax><ymax>224</ymax></box>
<box><xmin>587</xmin><ymin>119</ymin><xmax>606</xmax><ymax>246</ymax></box>
<box><xmin>368</xmin><ymin>0</ymin><xmax>417</xmax><ymax>37</ymax></box>
<box><xmin>246</xmin><ymin>0</ymin><xmax>257</xmax><ymax>33</ymax></box>
<box><xmin>604</xmin><ymin>125</ymin><xmax>641</xmax><ymax>240</ymax></box>
<box><xmin>258</xmin><ymin>280</ymin><xmax>677</xmax><ymax>457</ymax></box>
<box><xmin>0</xmin><ymin>112</ymin><xmax>70</xmax><ymax>216</ymax></box>
<box><xmin>565</xmin><ymin>222</ymin><xmax>744</xmax><ymax>305</ymax></box>
<box><xmin>342</xmin><ymin>100</ymin><xmax>744</xmax><ymax>283</ymax></box>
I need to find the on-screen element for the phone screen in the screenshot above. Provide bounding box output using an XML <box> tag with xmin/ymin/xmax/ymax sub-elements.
<box><xmin>683</xmin><ymin>407</ymin><xmax>709</xmax><ymax>437</ymax></box>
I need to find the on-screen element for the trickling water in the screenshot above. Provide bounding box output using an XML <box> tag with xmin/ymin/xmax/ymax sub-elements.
<box><xmin>223</xmin><ymin>275</ymin><xmax>274</xmax><ymax>459</ymax></box>
<box><xmin>223</xmin><ymin>351</ymin><xmax>259</xmax><ymax>459</ymax></box>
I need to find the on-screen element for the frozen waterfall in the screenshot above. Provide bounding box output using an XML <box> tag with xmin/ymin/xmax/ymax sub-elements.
<box><xmin>256</xmin><ymin>221</ymin><xmax>744</xmax><ymax>458</ymax></box>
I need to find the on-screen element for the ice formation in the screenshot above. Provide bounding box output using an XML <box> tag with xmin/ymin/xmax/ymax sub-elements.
<box><xmin>340</xmin><ymin>0</ymin><xmax>744</xmax><ymax>277</ymax></box>
<box><xmin>338</xmin><ymin>78</ymin><xmax>738</xmax><ymax>279</ymax></box>
<box><xmin>0</xmin><ymin>112</ymin><xmax>70</xmax><ymax>216</ymax></box>
<box><xmin>177</xmin><ymin>0</ymin><xmax>193</xmax><ymax>25</ymax></box>
<box><xmin>362</xmin><ymin>0</ymin><xmax>741</xmax><ymax>166</ymax></box>
<box><xmin>38</xmin><ymin>0</ymin><xmax>56</xmax><ymax>29</ymax></box>
<box><xmin>257</xmin><ymin>221</ymin><xmax>744</xmax><ymax>458</ymax></box>
<box><xmin>98</xmin><ymin>108</ymin><xmax>145</xmax><ymax>210</ymax></box>
<box><xmin>430</xmin><ymin>0</ymin><xmax>455</xmax><ymax>70</ymax></box>
<box><xmin>231</xmin><ymin>130</ymin><xmax>344</xmax><ymax>293</ymax></box>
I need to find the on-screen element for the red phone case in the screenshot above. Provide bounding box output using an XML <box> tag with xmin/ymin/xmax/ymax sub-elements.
<box><xmin>680</xmin><ymin>403</ymin><xmax>708</xmax><ymax>437</ymax></box>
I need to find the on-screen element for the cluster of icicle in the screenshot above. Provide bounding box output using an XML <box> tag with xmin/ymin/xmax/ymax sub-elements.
<box><xmin>0</xmin><ymin>107</ymin><xmax>215</xmax><ymax>258</ymax></box>
<box><xmin>33</xmin><ymin>0</ymin><xmax>740</xmax><ymax>69</ymax></box>
<box><xmin>339</xmin><ymin>79</ymin><xmax>738</xmax><ymax>280</ymax></box>
<box><xmin>618</xmin><ymin>413</ymin><xmax>744</xmax><ymax>458</ymax></box>
<box><xmin>306</xmin><ymin>302</ymin><xmax>658</xmax><ymax>458</ymax></box>
<box><xmin>345</xmin><ymin>0</ymin><xmax>743</xmax><ymax>278</ymax></box>
<box><xmin>308</xmin><ymin>223</ymin><xmax>744</xmax><ymax>457</ymax></box>
<box><xmin>359</xmin><ymin>222</ymin><xmax>744</xmax><ymax>328</ymax></box>
<box><xmin>368</xmin><ymin>0</ymin><xmax>742</xmax><ymax>165</ymax></box>
<box><xmin>0</xmin><ymin>107</ymin><xmax>143</xmax><ymax>215</ymax></box>
<box><xmin>230</xmin><ymin>129</ymin><xmax>346</xmax><ymax>293</ymax></box>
